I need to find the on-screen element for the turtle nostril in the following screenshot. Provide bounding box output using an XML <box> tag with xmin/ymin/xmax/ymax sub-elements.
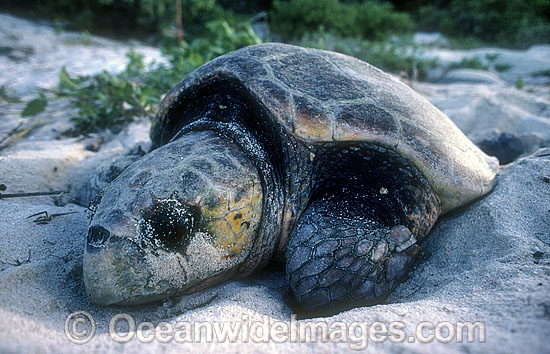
<box><xmin>87</xmin><ymin>225</ymin><xmax>111</xmax><ymax>252</ymax></box>
<box><xmin>139</xmin><ymin>200</ymin><xmax>202</xmax><ymax>249</ymax></box>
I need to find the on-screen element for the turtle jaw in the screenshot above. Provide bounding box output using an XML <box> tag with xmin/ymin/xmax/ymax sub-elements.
<box><xmin>83</xmin><ymin>228</ymin><xmax>171</xmax><ymax>305</ymax></box>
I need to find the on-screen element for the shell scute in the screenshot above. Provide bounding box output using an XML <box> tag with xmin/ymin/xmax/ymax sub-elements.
<box><xmin>152</xmin><ymin>43</ymin><xmax>499</xmax><ymax>212</ymax></box>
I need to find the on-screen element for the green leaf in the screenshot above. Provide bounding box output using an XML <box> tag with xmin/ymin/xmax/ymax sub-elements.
<box><xmin>59</xmin><ymin>67</ymin><xmax>79</xmax><ymax>91</ymax></box>
<box><xmin>21</xmin><ymin>94</ymin><xmax>47</xmax><ymax>117</ymax></box>
<box><xmin>515</xmin><ymin>77</ymin><xmax>525</xmax><ymax>89</ymax></box>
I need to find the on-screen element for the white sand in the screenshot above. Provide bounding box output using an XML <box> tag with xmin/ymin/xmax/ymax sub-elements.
<box><xmin>0</xmin><ymin>15</ymin><xmax>549</xmax><ymax>353</ymax></box>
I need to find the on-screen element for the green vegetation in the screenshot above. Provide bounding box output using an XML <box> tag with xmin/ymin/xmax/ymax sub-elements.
<box><xmin>410</xmin><ymin>0</ymin><xmax>550</xmax><ymax>48</ymax></box>
<box><xmin>485</xmin><ymin>53</ymin><xmax>500</xmax><ymax>63</ymax></box>
<box><xmin>23</xmin><ymin>20</ymin><xmax>260</xmax><ymax>134</ymax></box>
<box><xmin>515</xmin><ymin>77</ymin><xmax>525</xmax><ymax>89</ymax></box>
<box><xmin>534</xmin><ymin>69</ymin><xmax>550</xmax><ymax>78</ymax></box>
<box><xmin>270</xmin><ymin>0</ymin><xmax>549</xmax><ymax>48</ymax></box>
<box><xmin>297</xmin><ymin>32</ymin><xmax>439</xmax><ymax>80</ymax></box>
<box><xmin>21</xmin><ymin>93</ymin><xmax>48</xmax><ymax>117</ymax></box>
<box><xmin>4</xmin><ymin>0</ymin><xmax>548</xmax><ymax>47</ymax></box>
<box><xmin>495</xmin><ymin>64</ymin><xmax>513</xmax><ymax>72</ymax></box>
<box><xmin>1</xmin><ymin>0</ymin><xmax>232</xmax><ymax>38</ymax></box>
<box><xmin>270</xmin><ymin>0</ymin><xmax>413</xmax><ymax>41</ymax></box>
<box><xmin>11</xmin><ymin>0</ymin><xmax>549</xmax><ymax>134</ymax></box>
<box><xmin>448</xmin><ymin>57</ymin><xmax>489</xmax><ymax>70</ymax></box>
<box><xmin>0</xmin><ymin>85</ymin><xmax>20</xmax><ymax>104</ymax></box>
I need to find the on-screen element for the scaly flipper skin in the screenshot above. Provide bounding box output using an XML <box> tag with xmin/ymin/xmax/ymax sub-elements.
<box><xmin>286</xmin><ymin>143</ymin><xmax>441</xmax><ymax>313</ymax></box>
<box><xmin>287</xmin><ymin>194</ymin><xmax>421</xmax><ymax>312</ymax></box>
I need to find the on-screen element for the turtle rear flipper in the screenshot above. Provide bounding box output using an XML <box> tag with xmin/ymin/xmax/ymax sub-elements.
<box><xmin>286</xmin><ymin>144</ymin><xmax>441</xmax><ymax>313</ymax></box>
<box><xmin>286</xmin><ymin>194</ymin><xmax>422</xmax><ymax>313</ymax></box>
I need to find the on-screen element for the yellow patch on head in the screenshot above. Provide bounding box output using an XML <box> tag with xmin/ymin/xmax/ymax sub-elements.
<box><xmin>199</xmin><ymin>175</ymin><xmax>263</xmax><ymax>259</ymax></box>
<box><xmin>226</xmin><ymin>207</ymin><xmax>253</xmax><ymax>235</ymax></box>
<box><xmin>209</xmin><ymin>219</ymin><xmax>236</xmax><ymax>249</ymax></box>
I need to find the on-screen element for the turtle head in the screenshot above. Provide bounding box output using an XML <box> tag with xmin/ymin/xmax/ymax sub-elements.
<box><xmin>83</xmin><ymin>130</ymin><xmax>263</xmax><ymax>305</ymax></box>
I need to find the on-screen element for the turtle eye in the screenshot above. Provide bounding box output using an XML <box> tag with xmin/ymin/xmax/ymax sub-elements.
<box><xmin>138</xmin><ymin>200</ymin><xmax>202</xmax><ymax>249</ymax></box>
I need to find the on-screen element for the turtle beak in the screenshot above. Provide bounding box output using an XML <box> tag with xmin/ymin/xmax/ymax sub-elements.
<box><xmin>83</xmin><ymin>225</ymin><xmax>168</xmax><ymax>305</ymax></box>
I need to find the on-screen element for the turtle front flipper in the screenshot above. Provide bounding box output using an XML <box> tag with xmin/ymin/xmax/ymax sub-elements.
<box><xmin>286</xmin><ymin>194</ymin><xmax>423</xmax><ymax>313</ymax></box>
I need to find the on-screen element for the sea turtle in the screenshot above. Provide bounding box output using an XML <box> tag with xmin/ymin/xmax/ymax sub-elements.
<box><xmin>83</xmin><ymin>43</ymin><xmax>499</xmax><ymax>312</ymax></box>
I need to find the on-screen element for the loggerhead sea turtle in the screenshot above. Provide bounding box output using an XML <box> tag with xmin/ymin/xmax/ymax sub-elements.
<box><xmin>83</xmin><ymin>43</ymin><xmax>499</xmax><ymax>312</ymax></box>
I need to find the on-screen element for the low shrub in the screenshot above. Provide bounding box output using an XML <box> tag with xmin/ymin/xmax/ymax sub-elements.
<box><xmin>413</xmin><ymin>0</ymin><xmax>550</xmax><ymax>48</ymax></box>
<box><xmin>297</xmin><ymin>32</ymin><xmax>439</xmax><ymax>81</ymax></box>
<box><xmin>22</xmin><ymin>20</ymin><xmax>261</xmax><ymax>134</ymax></box>
<box><xmin>448</xmin><ymin>57</ymin><xmax>489</xmax><ymax>70</ymax></box>
<box><xmin>1</xmin><ymin>0</ymin><xmax>233</xmax><ymax>38</ymax></box>
<box><xmin>270</xmin><ymin>0</ymin><xmax>413</xmax><ymax>41</ymax></box>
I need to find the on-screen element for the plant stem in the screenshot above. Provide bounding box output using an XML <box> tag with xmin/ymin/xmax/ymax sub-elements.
<box><xmin>175</xmin><ymin>0</ymin><xmax>184</xmax><ymax>50</ymax></box>
<box><xmin>0</xmin><ymin>190</ymin><xmax>66</xmax><ymax>199</ymax></box>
